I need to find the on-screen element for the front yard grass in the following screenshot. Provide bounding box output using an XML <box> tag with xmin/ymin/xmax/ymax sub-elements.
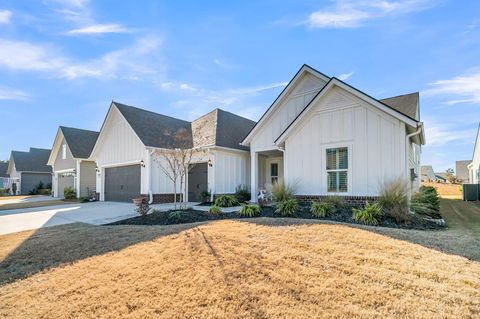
<box><xmin>1</xmin><ymin>218</ymin><xmax>479</xmax><ymax>318</ymax></box>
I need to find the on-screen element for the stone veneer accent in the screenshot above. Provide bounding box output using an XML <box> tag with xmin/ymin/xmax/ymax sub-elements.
<box><xmin>141</xmin><ymin>193</ymin><xmax>183</xmax><ymax>204</ymax></box>
<box><xmin>295</xmin><ymin>195</ymin><xmax>378</xmax><ymax>207</ymax></box>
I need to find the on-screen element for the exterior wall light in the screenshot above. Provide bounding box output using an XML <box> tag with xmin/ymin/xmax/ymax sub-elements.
<box><xmin>95</xmin><ymin>166</ymin><xmax>100</xmax><ymax>173</ymax></box>
<box><xmin>140</xmin><ymin>160</ymin><xmax>146</xmax><ymax>167</ymax></box>
<box><xmin>208</xmin><ymin>159</ymin><xmax>213</xmax><ymax>167</ymax></box>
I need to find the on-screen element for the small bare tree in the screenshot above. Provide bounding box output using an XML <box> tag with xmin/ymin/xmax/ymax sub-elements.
<box><xmin>152</xmin><ymin>147</ymin><xmax>181</xmax><ymax>209</ymax></box>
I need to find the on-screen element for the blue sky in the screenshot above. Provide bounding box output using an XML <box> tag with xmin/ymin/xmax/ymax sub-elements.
<box><xmin>0</xmin><ymin>0</ymin><xmax>479</xmax><ymax>172</ymax></box>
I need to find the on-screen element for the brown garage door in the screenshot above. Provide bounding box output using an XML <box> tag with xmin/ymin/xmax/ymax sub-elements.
<box><xmin>104</xmin><ymin>165</ymin><xmax>141</xmax><ymax>202</ymax></box>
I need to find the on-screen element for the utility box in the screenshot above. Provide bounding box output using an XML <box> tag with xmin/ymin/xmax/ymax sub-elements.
<box><xmin>463</xmin><ymin>184</ymin><xmax>480</xmax><ymax>201</ymax></box>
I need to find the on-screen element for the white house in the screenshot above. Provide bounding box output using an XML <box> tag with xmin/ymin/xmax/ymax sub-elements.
<box><xmin>47</xmin><ymin>126</ymin><xmax>99</xmax><ymax>198</ymax></box>
<box><xmin>90</xmin><ymin>102</ymin><xmax>255</xmax><ymax>202</ymax></box>
<box><xmin>468</xmin><ymin>123</ymin><xmax>480</xmax><ymax>184</ymax></box>
<box><xmin>241</xmin><ymin>64</ymin><xmax>425</xmax><ymax>202</ymax></box>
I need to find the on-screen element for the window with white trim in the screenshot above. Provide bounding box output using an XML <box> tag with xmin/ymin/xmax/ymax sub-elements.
<box><xmin>270</xmin><ymin>163</ymin><xmax>278</xmax><ymax>184</ymax></box>
<box><xmin>326</xmin><ymin>147</ymin><xmax>348</xmax><ymax>193</ymax></box>
<box><xmin>62</xmin><ymin>144</ymin><xmax>67</xmax><ymax>159</ymax></box>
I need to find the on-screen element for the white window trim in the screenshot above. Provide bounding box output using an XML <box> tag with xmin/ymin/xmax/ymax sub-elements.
<box><xmin>323</xmin><ymin>143</ymin><xmax>352</xmax><ymax>195</ymax></box>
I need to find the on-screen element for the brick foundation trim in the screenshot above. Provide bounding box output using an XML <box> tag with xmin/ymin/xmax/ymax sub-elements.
<box><xmin>141</xmin><ymin>193</ymin><xmax>183</xmax><ymax>204</ymax></box>
<box><xmin>295</xmin><ymin>195</ymin><xmax>378</xmax><ymax>207</ymax></box>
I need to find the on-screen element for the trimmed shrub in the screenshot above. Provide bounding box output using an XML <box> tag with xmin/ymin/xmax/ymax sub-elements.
<box><xmin>239</xmin><ymin>204</ymin><xmax>260</xmax><ymax>217</ymax></box>
<box><xmin>208</xmin><ymin>205</ymin><xmax>222</xmax><ymax>215</ymax></box>
<box><xmin>215</xmin><ymin>195</ymin><xmax>238</xmax><ymax>207</ymax></box>
<box><xmin>323</xmin><ymin>195</ymin><xmax>345</xmax><ymax>209</ymax></box>
<box><xmin>411</xmin><ymin>186</ymin><xmax>441</xmax><ymax>219</ymax></box>
<box><xmin>272</xmin><ymin>181</ymin><xmax>297</xmax><ymax>202</ymax></box>
<box><xmin>235</xmin><ymin>185</ymin><xmax>251</xmax><ymax>203</ymax></box>
<box><xmin>311</xmin><ymin>201</ymin><xmax>335</xmax><ymax>218</ymax></box>
<box><xmin>275</xmin><ymin>198</ymin><xmax>298</xmax><ymax>216</ymax></box>
<box><xmin>199</xmin><ymin>190</ymin><xmax>211</xmax><ymax>203</ymax></box>
<box><xmin>352</xmin><ymin>202</ymin><xmax>383</xmax><ymax>225</ymax></box>
<box><xmin>63</xmin><ymin>186</ymin><xmax>76</xmax><ymax>199</ymax></box>
<box><xmin>378</xmin><ymin>178</ymin><xmax>410</xmax><ymax>224</ymax></box>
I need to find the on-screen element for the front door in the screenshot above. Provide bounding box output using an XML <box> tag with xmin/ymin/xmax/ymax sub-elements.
<box><xmin>188</xmin><ymin>163</ymin><xmax>208</xmax><ymax>202</ymax></box>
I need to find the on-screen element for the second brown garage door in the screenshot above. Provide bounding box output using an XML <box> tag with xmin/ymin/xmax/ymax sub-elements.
<box><xmin>104</xmin><ymin>164</ymin><xmax>141</xmax><ymax>202</ymax></box>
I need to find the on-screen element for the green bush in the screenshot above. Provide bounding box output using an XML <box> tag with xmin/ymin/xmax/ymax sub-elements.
<box><xmin>310</xmin><ymin>201</ymin><xmax>335</xmax><ymax>218</ymax></box>
<box><xmin>275</xmin><ymin>198</ymin><xmax>298</xmax><ymax>216</ymax></box>
<box><xmin>322</xmin><ymin>195</ymin><xmax>345</xmax><ymax>208</ymax></box>
<box><xmin>168</xmin><ymin>210</ymin><xmax>185</xmax><ymax>222</ymax></box>
<box><xmin>208</xmin><ymin>205</ymin><xmax>222</xmax><ymax>215</ymax></box>
<box><xmin>239</xmin><ymin>204</ymin><xmax>260</xmax><ymax>217</ymax></box>
<box><xmin>0</xmin><ymin>188</ymin><xmax>5</xmax><ymax>197</ymax></box>
<box><xmin>215</xmin><ymin>195</ymin><xmax>238</xmax><ymax>207</ymax></box>
<box><xmin>235</xmin><ymin>185</ymin><xmax>251</xmax><ymax>203</ymax></box>
<box><xmin>411</xmin><ymin>186</ymin><xmax>441</xmax><ymax>219</ymax></box>
<box><xmin>272</xmin><ymin>181</ymin><xmax>297</xmax><ymax>202</ymax></box>
<box><xmin>198</xmin><ymin>189</ymin><xmax>211</xmax><ymax>203</ymax></box>
<box><xmin>63</xmin><ymin>186</ymin><xmax>76</xmax><ymax>199</ymax></box>
<box><xmin>352</xmin><ymin>202</ymin><xmax>383</xmax><ymax>225</ymax></box>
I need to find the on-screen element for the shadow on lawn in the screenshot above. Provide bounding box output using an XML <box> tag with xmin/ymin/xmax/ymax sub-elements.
<box><xmin>0</xmin><ymin>222</ymin><xmax>202</xmax><ymax>285</ymax></box>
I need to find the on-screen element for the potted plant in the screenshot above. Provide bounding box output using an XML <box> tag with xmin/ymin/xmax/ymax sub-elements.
<box><xmin>132</xmin><ymin>196</ymin><xmax>147</xmax><ymax>205</ymax></box>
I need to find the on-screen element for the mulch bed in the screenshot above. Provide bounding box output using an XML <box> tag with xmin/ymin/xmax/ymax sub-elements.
<box><xmin>108</xmin><ymin>203</ymin><xmax>444</xmax><ymax>230</ymax></box>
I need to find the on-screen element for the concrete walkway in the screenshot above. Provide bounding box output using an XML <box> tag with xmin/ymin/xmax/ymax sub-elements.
<box><xmin>0</xmin><ymin>201</ymin><xmax>139</xmax><ymax>235</ymax></box>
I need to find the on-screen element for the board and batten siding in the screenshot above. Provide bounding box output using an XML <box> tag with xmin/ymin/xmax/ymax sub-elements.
<box><xmin>284</xmin><ymin>87</ymin><xmax>407</xmax><ymax>197</ymax></box>
<box><xmin>212</xmin><ymin>149</ymin><xmax>250</xmax><ymax>194</ymax></box>
<box><xmin>53</xmin><ymin>137</ymin><xmax>76</xmax><ymax>171</ymax></box>
<box><xmin>251</xmin><ymin>73</ymin><xmax>326</xmax><ymax>151</ymax></box>
<box><xmin>79</xmin><ymin>161</ymin><xmax>96</xmax><ymax>197</ymax></box>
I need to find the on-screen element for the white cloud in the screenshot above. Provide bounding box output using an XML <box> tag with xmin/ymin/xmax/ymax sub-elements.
<box><xmin>0</xmin><ymin>86</ymin><xmax>29</xmax><ymax>101</ymax></box>
<box><xmin>307</xmin><ymin>0</ymin><xmax>436</xmax><ymax>28</ymax></box>
<box><xmin>425</xmin><ymin>72</ymin><xmax>480</xmax><ymax>105</ymax></box>
<box><xmin>66</xmin><ymin>23</ymin><xmax>131</xmax><ymax>35</ymax></box>
<box><xmin>0</xmin><ymin>36</ymin><xmax>163</xmax><ymax>80</ymax></box>
<box><xmin>0</xmin><ymin>10</ymin><xmax>12</xmax><ymax>24</ymax></box>
<box><xmin>338</xmin><ymin>71</ymin><xmax>354</xmax><ymax>81</ymax></box>
<box><xmin>424</xmin><ymin>122</ymin><xmax>477</xmax><ymax>147</ymax></box>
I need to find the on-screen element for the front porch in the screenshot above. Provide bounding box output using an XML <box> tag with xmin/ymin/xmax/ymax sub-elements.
<box><xmin>250</xmin><ymin>149</ymin><xmax>284</xmax><ymax>202</ymax></box>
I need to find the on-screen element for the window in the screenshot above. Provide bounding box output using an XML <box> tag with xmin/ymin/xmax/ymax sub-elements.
<box><xmin>326</xmin><ymin>147</ymin><xmax>348</xmax><ymax>192</ymax></box>
<box><xmin>62</xmin><ymin>144</ymin><xmax>67</xmax><ymax>159</ymax></box>
<box><xmin>270</xmin><ymin>163</ymin><xmax>278</xmax><ymax>184</ymax></box>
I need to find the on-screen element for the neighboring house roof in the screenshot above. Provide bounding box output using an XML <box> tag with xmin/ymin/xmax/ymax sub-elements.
<box><xmin>192</xmin><ymin>109</ymin><xmax>256</xmax><ymax>151</ymax></box>
<box><xmin>435</xmin><ymin>172</ymin><xmax>448</xmax><ymax>181</ymax></box>
<box><xmin>114</xmin><ymin>102</ymin><xmax>193</xmax><ymax>149</ymax></box>
<box><xmin>0</xmin><ymin>161</ymin><xmax>8</xmax><ymax>177</ymax></box>
<box><xmin>380</xmin><ymin>92</ymin><xmax>419</xmax><ymax>121</ymax></box>
<box><xmin>60</xmin><ymin>126</ymin><xmax>99</xmax><ymax>159</ymax></box>
<box><xmin>421</xmin><ymin>165</ymin><xmax>436</xmax><ymax>180</ymax></box>
<box><xmin>10</xmin><ymin>148</ymin><xmax>51</xmax><ymax>173</ymax></box>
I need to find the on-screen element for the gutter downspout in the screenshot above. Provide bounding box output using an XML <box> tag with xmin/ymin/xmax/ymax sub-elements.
<box><xmin>147</xmin><ymin>149</ymin><xmax>154</xmax><ymax>204</ymax></box>
<box><xmin>405</xmin><ymin>122</ymin><xmax>423</xmax><ymax>196</ymax></box>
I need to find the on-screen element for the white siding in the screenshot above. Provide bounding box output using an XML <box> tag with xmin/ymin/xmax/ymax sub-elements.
<box><xmin>251</xmin><ymin>73</ymin><xmax>326</xmax><ymax>151</ymax></box>
<box><xmin>408</xmin><ymin>142</ymin><xmax>421</xmax><ymax>191</ymax></box>
<box><xmin>470</xmin><ymin>128</ymin><xmax>480</xmax><ymax>184</ymax></box>
<box><xmin>213</xmin><ymin>149</ymin><xmax>250</xmax><ymax>194</ymax></box>
<box><xmin>284</xmin><ymin>87</ymin><xmax>407</xmax><ymax>196</ymax></box>
<box><xmin>149</xmin><ymin>151</ymin><xmax>181</xmax><ymax>194</ymax></box>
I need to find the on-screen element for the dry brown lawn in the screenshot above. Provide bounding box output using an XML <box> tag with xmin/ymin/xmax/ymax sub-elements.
<box><xmin>1</xmin><ymin>220</ymin><xmax>479</xmax><ymax>318</ymax></box>
<box><xmin>0</xmin><ymin>195</ymin><xmax>31</xmax><ymax>201</ymax></box>
<box><xmin>423</xmin><ymin>182</ymin><xmax>463</xmax><ymax>199</ymax></box>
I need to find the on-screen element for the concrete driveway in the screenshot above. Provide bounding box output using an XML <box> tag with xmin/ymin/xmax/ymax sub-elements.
<box><xmin>0</xmin><ymin>201</ymin><xmax>140</xmax><ymax>235</ymax></box>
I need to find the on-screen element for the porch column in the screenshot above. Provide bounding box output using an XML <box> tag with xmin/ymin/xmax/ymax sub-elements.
<box><xmin>250</xmin><ymin>151</ymin><xmax>258</xmax><ymax>203</ymax></box>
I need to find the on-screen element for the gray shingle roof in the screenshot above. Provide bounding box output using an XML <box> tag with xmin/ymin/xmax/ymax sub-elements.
<box><xmin>192</xmin><ymin>109</ymin><xmax>256</xmax><ymax>151</ymax></box>
<box><xmin>114</xmin><ymin>102</ymin><xmax>193</xmax><ymax>149</ymax></box>
<box><xmin>11</xmin><ymin>148</ymin><xmax>51</xmax><ymax>173</ymax></box>
<box><xmin>0</xmin><ymin>161</ymin><xmax>8</xmax><ymax>177</ymax></box>
<box><xmin>114</xmin><ymin>102</ymin><xmax>256</xmax><ymax>151</ymax></box>
<box><xmin>380</xmin><ymin>92</ymin><xmax>419</xmax><ymax>121</ymax></box>
<box><xmin>60</xmin><ymin>126</ymin><xmax>99</xmax><ymax>159</ymax></box>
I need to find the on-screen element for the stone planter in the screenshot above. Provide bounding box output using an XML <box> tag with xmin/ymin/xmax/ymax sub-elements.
<box><xmin>132</xmin><ymin>196</ymin><xmax>147</xmax><ymax>206</ymax></box>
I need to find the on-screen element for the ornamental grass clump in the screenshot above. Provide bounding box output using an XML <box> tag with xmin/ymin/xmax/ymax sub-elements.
<box><xmin>239</xmin><ymin>204</ymin><xmax>261</xmax><ymax>217</ymax></box>
<box><xmin>377</xmin><ymin>178</ymin><xmax>410</xmax><ymax>224</ymax></box>
<box><xmin>276</xmin><ymin>198</ymin><xmax>299</xmax><ymax>217</ymax></box>
<box><xmin>352</xmin><ymin>202</ymin><xmax>383</xmax><ymax>225</ymax></box>
<box><xmin>323</xmin><ymin>195</ymin><xmax>345</xmax><ymax>209</ymax></box>
<box><xmin>208</xmin><ymin>205</ymin><xmax>222</xmax><ymax>215</ymax></box>
<box><xmin>272</xmin><ymin>181</ymin><xmax>297</xmax><ymax>202</ymax></box>
<box><xmin>214</xmin><ymin>195</ymin><xmax>238</xmax><ymax>207</ymax></box>
<box><xmin>310</xmin><ymin>201</ymin><xmax>335</xmax><ymax>218</ymax></box>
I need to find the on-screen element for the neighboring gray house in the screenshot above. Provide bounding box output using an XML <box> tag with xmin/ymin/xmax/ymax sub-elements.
<box><xmin>0</xmin><ymin>161</ymin><xmax>9</xmax><ymax>189</ymax></box>
<box><xmin>456</xmin><ymin>160</ymin><xmax>471</xmax><ymax>183</ymax></box>
<box><xmin>421</xmin><ymin>165</ymin><xmax>436</xmax><ymax>182</ymax></box>
<box><xmin>435</xmin><ymin>172</ymin><xmax>448</xmax><ymax>183</ymax></box>
<box><xmin>7</xmin><ymin>148</ymin><xmax>52</xmax><ymax>195</ymax></box>
<box><xmin>47</xmin><ymin>126</ymin><xmax>99</xmax><ymax>198</ymax></box>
